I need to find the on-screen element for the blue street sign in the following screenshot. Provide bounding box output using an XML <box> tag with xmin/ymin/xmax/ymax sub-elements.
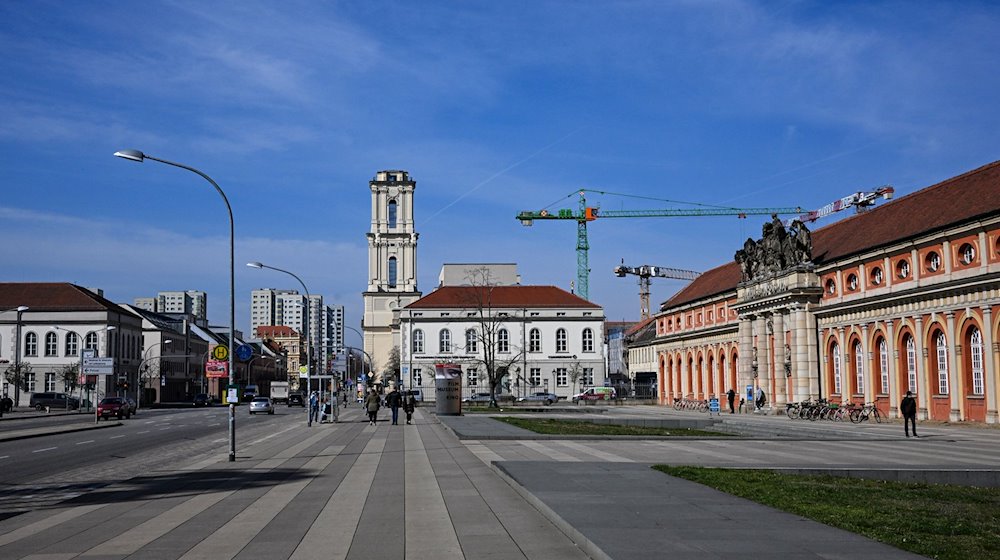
<box><xmin>236</xmin><ymin>344</ymin><xmax>253</xmax><ymax>361</ymax></box>
<box><xmin>709</xmin><ymin>398</ymin><xmax>720</xmax><ymax>413</ymax></box>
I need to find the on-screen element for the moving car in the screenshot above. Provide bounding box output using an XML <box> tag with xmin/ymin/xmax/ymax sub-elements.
<box><xmin>462</xmin><ymin>392</ymin><xmax>514</xmax><ymax>404</ymax></box>
<box><xmin>97</xmin><ymin>397</ymin><xmax>131</xmax><ymax>420</ymax></box>
<box><xmin>571</xmin><ymin>387</ymin><xmax>616</xmax><ymax>403</ymax></box>
<box><xmin>517</xmin><ymin>392</ymin><xmax>560</xmax><ymax>405</ymax></box>
<box><xmin>249</xmin><ymin>396</ymin><xmax>274</xmax><ymax>415</ymax></box>
<box><xmin>192</xmin><ymin>393</ymin><xmax>212</xmax><ymax>407</ymax></box>
<box><xmin>287</xmin><ymin>392</ymin><xmax>305</xmax><ymax>407</ymax></box>
<box><xmin>243</xmin><ymin>384</ymin><xmax>259</xmax><ymax>402</ymax></box>
<box><xmin>29</xmin><ymin>392</ymin><xmax>80</xmax><ymax>411</ymax></box>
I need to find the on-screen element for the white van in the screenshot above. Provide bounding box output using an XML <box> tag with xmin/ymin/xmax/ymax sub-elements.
<box><xmin>571</xmin><ymin>387</ymin><xmax>616</xmax><ymax>403</ymax></box>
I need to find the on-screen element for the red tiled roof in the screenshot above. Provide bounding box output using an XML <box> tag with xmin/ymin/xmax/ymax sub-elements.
<box><xmin>407</xmin><ymin>285</ymin><xmax>601</xmax><ymax>309</ymax></box>
<box><xmin>255</xmin><ymin>325</ymin><xmax>300</xmax><ymax>337</ymax></box>
<box><xmin>663</xmin><ymin>159</ymin><xmax>1000</xmax><ymax>309</ymax></box>
<box><xmin>0</xmin><ymin>282</ymin><xmax>121</xmax><ymax>311</ymax></box>
<box><xmin>624</xmin><ymin>316</ymin><xmax>655</xmax><ymax>337</ymax></box>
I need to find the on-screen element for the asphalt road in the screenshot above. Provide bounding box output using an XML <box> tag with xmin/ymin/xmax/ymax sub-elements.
<box><xmin>0</xmin><ymin>406</ymin><xmax>309</xmax><ymax>519</ymax></box>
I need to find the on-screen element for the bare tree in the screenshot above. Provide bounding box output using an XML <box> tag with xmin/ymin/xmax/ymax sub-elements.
<box><xmin>4</xmin><ymin>362</ymin><xmax>33</xmax><ymax>406</ymax></box>
<box><xmin>568</xmin><ymin>360</ymin><xmax>584</xmax><ymax>396</ymax></box>
<box><xmin>60</xmin><ymin>363</ymin><xmax>80</xmax><ymax>400</ymax></box>
<box><xmin>460</xmin><ymin>267</ymin><xmax>524</xmax><ymax>408</ymax></box>
<box><xmin>384</xmin><ymin>346</ymin><xmax>401</xmax><ymax>389</ymax></box>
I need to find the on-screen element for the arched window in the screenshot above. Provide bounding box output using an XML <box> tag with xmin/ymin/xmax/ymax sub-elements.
<box><xmin>878</xmin><ymin>338</ymin><xmax>888</xmax><ymax>394</ymax></box>
<box><xmin>388</xmin><ymin>200</ymin><xmax>397</xmax><ymax>228</ymax></box>
<box><xmin>25</xmin><ymin>332</ymin><xmax>38</xmax><ymax>356</ymax></box>
<box><xmin>832</xmin><ymin>342</ymin><xmax>842</xmax><ymax>394</ymax></box>
<box><xmin>529</xmin><ymin>328</ymin><xmax>541</xmax><ymax>352</ymax></box>
<box><xmin>498</xmin><ymin>329</ymin><xmax>510</xmax><ymax>353</ymax></box>
<box><xmin>85</xmin><ymin>332</ymin><xmax>99</xmax><ymax>351</ymax></box>
<box><xmin>412</xmin><ymin>329</ymin><xmax>424</xmax><ymax>353</ymax></box>
<box><xmin>465</xmin><ymin>329</ymin><xmax>478</xmax><ymax>353</ymax></box>
<box><xmin>853</xmin><ymin>341</ymin><xmax>864</xmax><ymax>394</ymax></box>
<box><xmin>935</xmin><ymin>332</ymin><xmax>949</xmax><ymax>395</ymax></box>
<box><xmin>970</xmin><ymin>327</ymin><xmax>984</xmax><ymax>396</ymax></box>
<box><xmin>45</xmin><ymin>331</ymin><xmax>58</xmax><ymax>357</ymax></box>
<box><xmin>556</xmin><ymin>328</ymin><xmax>567</xmax><ymax>353</ymax></box>
<box><xmin>582</xmin><ymin>328</ymin><xmax>594</xmax><ymax>352</ymax></box>
<box><xmin>388</xmin><ymin>257</ymin><xmax>397</xmax><ymax>288</ymax></box>
<box><xmin>905</xmin><ymin>335</ymin><xmax>917</xmax><ymax>393</ymax></box>
<box><xmin>439</xmin><ymin>329</ymin><xmax>452</xmax><ymax>353</ymax></box>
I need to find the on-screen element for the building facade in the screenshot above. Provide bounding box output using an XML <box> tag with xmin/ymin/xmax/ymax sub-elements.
<box><xmin>133</xmin><ymin>290</ymin><xmax>207</xmax><ymax>323</ymax></box>
<box><xmin>643</xmin><ymin>160</ymin><xmax>1000</xmax><ymax>422</ymax></box>
<box><xmin>400</xmin><ymin>285</ymin><xmax>607</xmax><ymax>401</ymax></box>
<box><xmin>363</xmin><ymin>170</ymin><xmax>422</xmax><ymax>378</ymax></box>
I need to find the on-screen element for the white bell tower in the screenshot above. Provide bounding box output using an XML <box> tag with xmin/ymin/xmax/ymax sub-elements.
<box><xmin>362</xmin><ymin>170</ymin><xmax>422</xmax><ymax>382</ymax></box>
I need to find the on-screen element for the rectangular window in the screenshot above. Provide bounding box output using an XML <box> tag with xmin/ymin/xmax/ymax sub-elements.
<box><xmin>45</xmin><ymin>372</ymin><xmax>56</xmax><ymax>392</ymax></box>
<box><xmin>937</xmin><ymin>345</ymin><xmax>949</xmax><ymax>395</ymax></box>
<box><xmin>879</xmin><ymin>344</ymin><xmax>889</xmax><ymax>394</ymax></box>
<box><xmin>854</xmin><ymin>348</ymin><xmax>865</xmax><ymax>394</ymax></box>
<box><xmin>556</xmin><ymin>368</ymin><xmax>567</xmax><ymax>387</ymax></box>
<box><xmin>26</xmin><ymin>373</ymin><xmax>36</xmax><ymax>392</ymax></box>
<box><xmin>583</xmin><ymin>368</ymin><xmax>594</xmax><ymax>386</ymax></box>
<box><xmin>833</xmin><ymin>351</ymin><xmax>842</xmax><ymax>394</ymax></box>
<box><xmin>906</xmin><ymin>340</ymin><xmax>917</xmax><ymax>393</ymax></box>
<box><xmin>467</xmin><ymin>368</ymin><xmax>478</xmax><ymax>387</ymax></box>
<box><xmin>413</xmin><ymin>368</ymin><xmax>423</xmax><ymax>386</ymax></box>
<box><xmin>529</xmin><ymin>368</ymin><xmax>541</xmax><ymax>387</ymax></box>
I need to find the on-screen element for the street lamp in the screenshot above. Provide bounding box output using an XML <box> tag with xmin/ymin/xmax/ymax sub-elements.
<box><xmin>115</xmin><ymin>149</ymin><xmax>237</xmax><ymax>462</ymax></box>
<box><xmin>343</xmin><ymin>325</ymin><xmax>377</xmax><ymax>388</ymax></box>
<box><xmin>246</xmin><ymin>261</ymin><xmax>314</xmax><ymax>426</ymax></box>
<box><xmin>1</xmin><ymin>306</ymin><xmax>29</xmax><ymax>417</ymax></box>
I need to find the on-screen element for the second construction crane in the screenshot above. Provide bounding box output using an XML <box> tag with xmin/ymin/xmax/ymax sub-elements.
<box><xmin>615</xmin><ymin>262</ymin><xmax>701</xmax><ymax>319</ymax></box>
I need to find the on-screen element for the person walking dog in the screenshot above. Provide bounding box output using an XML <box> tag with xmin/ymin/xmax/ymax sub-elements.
<box><xmin>900</xmin><ymin>390</ymin><xmax>918</xmax><ymax>438</ymax></box>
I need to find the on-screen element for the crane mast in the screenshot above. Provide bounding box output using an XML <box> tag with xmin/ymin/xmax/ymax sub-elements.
<box><xmin>517</xmin><ymin>190</ymin><xmax>802</xmax><ymax>300</ymax></box>
<box><xmin>614</xmin><ymin>262</ymin><xmax>701</xmax><ymax>319</ymax></box>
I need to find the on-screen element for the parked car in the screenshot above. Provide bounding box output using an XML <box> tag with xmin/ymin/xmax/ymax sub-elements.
<box><xmin>462</xmin><ymin>392</ymin><xmax>514</xmax><ymax>404</ymax></box>
<box><xmin>97</xmin><ymin>397</ymin><xmax>131</xmax><ymax>420</ymax></box>
<box><xmin>29</xmin><ymin>392</ymin><xmax>80</xmax><ymax>411</ymax></box>
<box><xmin>192</xmin><ymin>393</ymin><xmax>212</xmax><ymax>407</ymax></box>
<box><xmin>287</xmin><ymin>392</ymin><xmax>305</xmax><ymax>407</ymax></box>
<box><xmin>518</xmin><ymin>392</ymin><xmax>560</xmax><ymax>405</ymax></box>
<box><xmin>249</xmin><ymin>396</ymin><xmax>274</xmax><ymax>415</ymax></box>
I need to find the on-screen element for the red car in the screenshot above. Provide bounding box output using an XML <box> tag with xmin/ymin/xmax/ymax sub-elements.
<box><xmin>97</xmin><ymin>397</ymin><xmax>132</xmax><ymax>420</ymax></box>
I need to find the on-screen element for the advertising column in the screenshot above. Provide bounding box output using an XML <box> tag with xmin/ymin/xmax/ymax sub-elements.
<box><xmin>435</xmin><ymin>363</ymin><xmax>462</xmax><ymax>415</ymax></box>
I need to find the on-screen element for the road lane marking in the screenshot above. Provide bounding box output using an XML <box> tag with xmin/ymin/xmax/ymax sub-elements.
<box><xmin>110</xmin><ymin>435</ymin><xmax>125</xmax><ymax>439</ymax></box>
<box><xmin>137</xmin><ymin>431</ymin><xmax>150</xmax><ymax>434</ymax></box>
<box><xmin>0</xmin><ymin>455</ymin><xmax>8</xmax><ymax>460</ymax></box>
<box><xmin>76</xmin><ymin>440</ymin><xmax>94</xmax><ymax>445</ymax></box>
<box><xmin>32</xmin><ymin>447</ymin><xmax>57</xmax><ymax>453</ymax></box>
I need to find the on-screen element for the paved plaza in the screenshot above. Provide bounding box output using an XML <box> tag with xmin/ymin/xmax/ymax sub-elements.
<box><xmin>2</xmin><ymin>405</ymin><xmax>998</xmax><ymax>559</ymax></box>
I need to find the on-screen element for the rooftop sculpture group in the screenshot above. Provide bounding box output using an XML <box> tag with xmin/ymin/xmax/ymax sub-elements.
<box><xmin>735</xmin><ymin>215</ymin><xmax>813</xmax><ymax>283</ymax></box>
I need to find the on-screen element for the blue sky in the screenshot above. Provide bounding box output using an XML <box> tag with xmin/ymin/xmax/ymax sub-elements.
<box><xmin>2</xmin><ymin>1</ymin><xmax>999</xmax><ymax>336</ymax></box>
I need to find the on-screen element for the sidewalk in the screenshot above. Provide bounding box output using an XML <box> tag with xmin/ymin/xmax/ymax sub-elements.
<box><xmin>0</xmin><ymin>405</ymin><xmax>934</xmax><ymax>559</ymax></box>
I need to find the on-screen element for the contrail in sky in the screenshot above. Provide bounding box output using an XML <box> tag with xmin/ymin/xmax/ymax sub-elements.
<box><xmin>425</xmin><ymin>127</ymin><xmax>585</xmax><ymax>220</ymax></box>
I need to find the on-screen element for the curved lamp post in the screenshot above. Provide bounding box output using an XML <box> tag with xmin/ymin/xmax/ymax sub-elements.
<box><xmin>115</xmin><ymin>149</ymin><xmax>237</xmax><ymax>462</ymax></box>
<box><xmin>138</xmin><ymin>340</ymin><xmax>171</xmax><ymax>411</ymax></box>
<box><xmin>246</xmin><ymin>261</ymin><xmax>314</xmax><ymax>426</ymax></box>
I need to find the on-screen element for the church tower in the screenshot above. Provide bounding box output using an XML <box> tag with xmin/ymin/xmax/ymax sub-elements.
<box><xmin>362</xmin><ymin>170</ymin><xmax>422</xmax><ymax>384</ymax></box>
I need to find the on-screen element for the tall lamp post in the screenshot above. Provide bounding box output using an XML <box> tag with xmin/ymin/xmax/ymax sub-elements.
<box><xmin>1</xmin><ymin>306</ymin><xmax>29</xmax><ymax>417</ymax></box>
<box><xmin>343</xmin><ymin>325</ymin><xmax>376</xmax><ymax>388</ymax></box>
<box><xmin>114</xmin><ymin>149</ymin><xmax>237</xmax><ymax>462</ymax></box>
<box><xmin>246</xmin><ymin>261</ymin><xmax>314</xmax><ymax>426</ymax></box>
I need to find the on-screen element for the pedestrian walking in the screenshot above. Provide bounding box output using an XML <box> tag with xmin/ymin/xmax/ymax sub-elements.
<box><xmin>726</xmin><ymin>388</ymin><xmax>736</xmax><ymax>414</ymax></box>
<box><xmin>386</xmin><ymin>387</ymin><xmax>402</xmax><ymax>425</ymax></box>
<box><xmin>900</xmin><ymin>390</ymin><xmax>918</xmax><ymax>438</ymax></box>
<box><xmin>308</xmin><ymin>391</ymin><xmax>319</xmax><ymax>426</ymax></box>
<box><xmin>403</xmin><ymin>392</ymin><xmax>416</xmax><ymax>424</ymax></box>
<box><xmin>755</xmin><ymin>387</ymin><xmax>767</xmax><ymax>411</ymax></box>
<box><xmin>319</xmin><ymin>397</ymin><xmax>330</xmax><ymax>423</ymax></box>
<box><xmin>364</xmin><ymin>389</ymin><xmax>381</xmax><ymax>426</ymax></box>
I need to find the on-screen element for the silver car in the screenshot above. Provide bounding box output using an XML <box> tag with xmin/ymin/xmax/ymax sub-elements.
<box><xmin>518</xmin><ymin>392</ymin><xmax>559</xmax><ymax>405</ymax></box>
<box><xmin>249</xmin><ymin>397</ymin><xmax>274</xmax><ymax>415</ymax></box>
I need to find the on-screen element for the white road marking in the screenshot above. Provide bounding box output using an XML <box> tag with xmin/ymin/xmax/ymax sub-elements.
<box><xmin>76</xmin><ymin>440</ymin><xmax>94</xmax><ymax>445</ymax></box>
<box><xmin>137</xmin><ymin>431</ymin><xmax>150</xmax><ymax>434</ymax></box>
<box><xmin>32</xmin><ymin>447</ymin><xmax>57</xmax><ymax>453</ymax></box>
<box><xmin>0</xmin><ymin>455</ymin><xmax>9</xmax><ymax>460</ymax></box>
<box><xmin>110</xmin><ymin>435</ymin><xmax>125</xmax><ymax>439</ymax></box>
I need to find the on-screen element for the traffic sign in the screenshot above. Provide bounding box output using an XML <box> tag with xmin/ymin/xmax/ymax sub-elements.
<box><xmin>236</xmin><ymin>344</ymin><xmax>253</xmax><ymax>361</ymax></box>
<box><xmin>82</xmin><ymin>357</ymin><xmax>114</xmax><ymax>375</ymax></box>
<box><xmin>212</xmin><ymin>345</ymin><xmax>229</xmax><ymax>361</ymax></box>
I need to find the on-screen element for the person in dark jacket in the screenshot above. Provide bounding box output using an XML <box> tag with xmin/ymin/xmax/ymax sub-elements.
<box><xmin>385</xmin><ymin>387</ymin><xmax>403</xmax><ymax>425</ymax></box>
<box><xmin>900</xmin><ymin>390</ymin><xmax>918</xmax><ymax>437</ymax></box>
<box><xmin>403</xmin><ymin>392</ymin><xmax>416</xmax><ymax>425</ymax></box>
<box><xmin>364</xmin><ymin>389</ymin><xmax>381</xmax><ymax>426</ymax></box>
<box><xmin>726</xmin><ymin>388</ymin><xmax>736</xmax><ymax>414</ymax></box>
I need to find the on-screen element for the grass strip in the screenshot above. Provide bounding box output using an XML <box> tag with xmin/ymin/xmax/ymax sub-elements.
<box><xmin>495</xmin><ymin>417</ymin><xmax>727</xmax><ymax>437</ymax></box>
<box><xmin>653</xmin><ymin>465</ymin><xmax>1000</xmax><ymax>560</ymax></box>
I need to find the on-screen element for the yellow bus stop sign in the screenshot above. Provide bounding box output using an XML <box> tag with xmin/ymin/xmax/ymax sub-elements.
<box><xmin>212</xmin><ymin>345</ymin><xmax>229</xmax><ymax>361</ymax></box>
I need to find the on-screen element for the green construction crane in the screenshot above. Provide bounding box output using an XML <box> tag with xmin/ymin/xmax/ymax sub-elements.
<box><xmin>516</xmin><ymin>190</ymin><xmax>802</xmax><ymax>301</ymax></box>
